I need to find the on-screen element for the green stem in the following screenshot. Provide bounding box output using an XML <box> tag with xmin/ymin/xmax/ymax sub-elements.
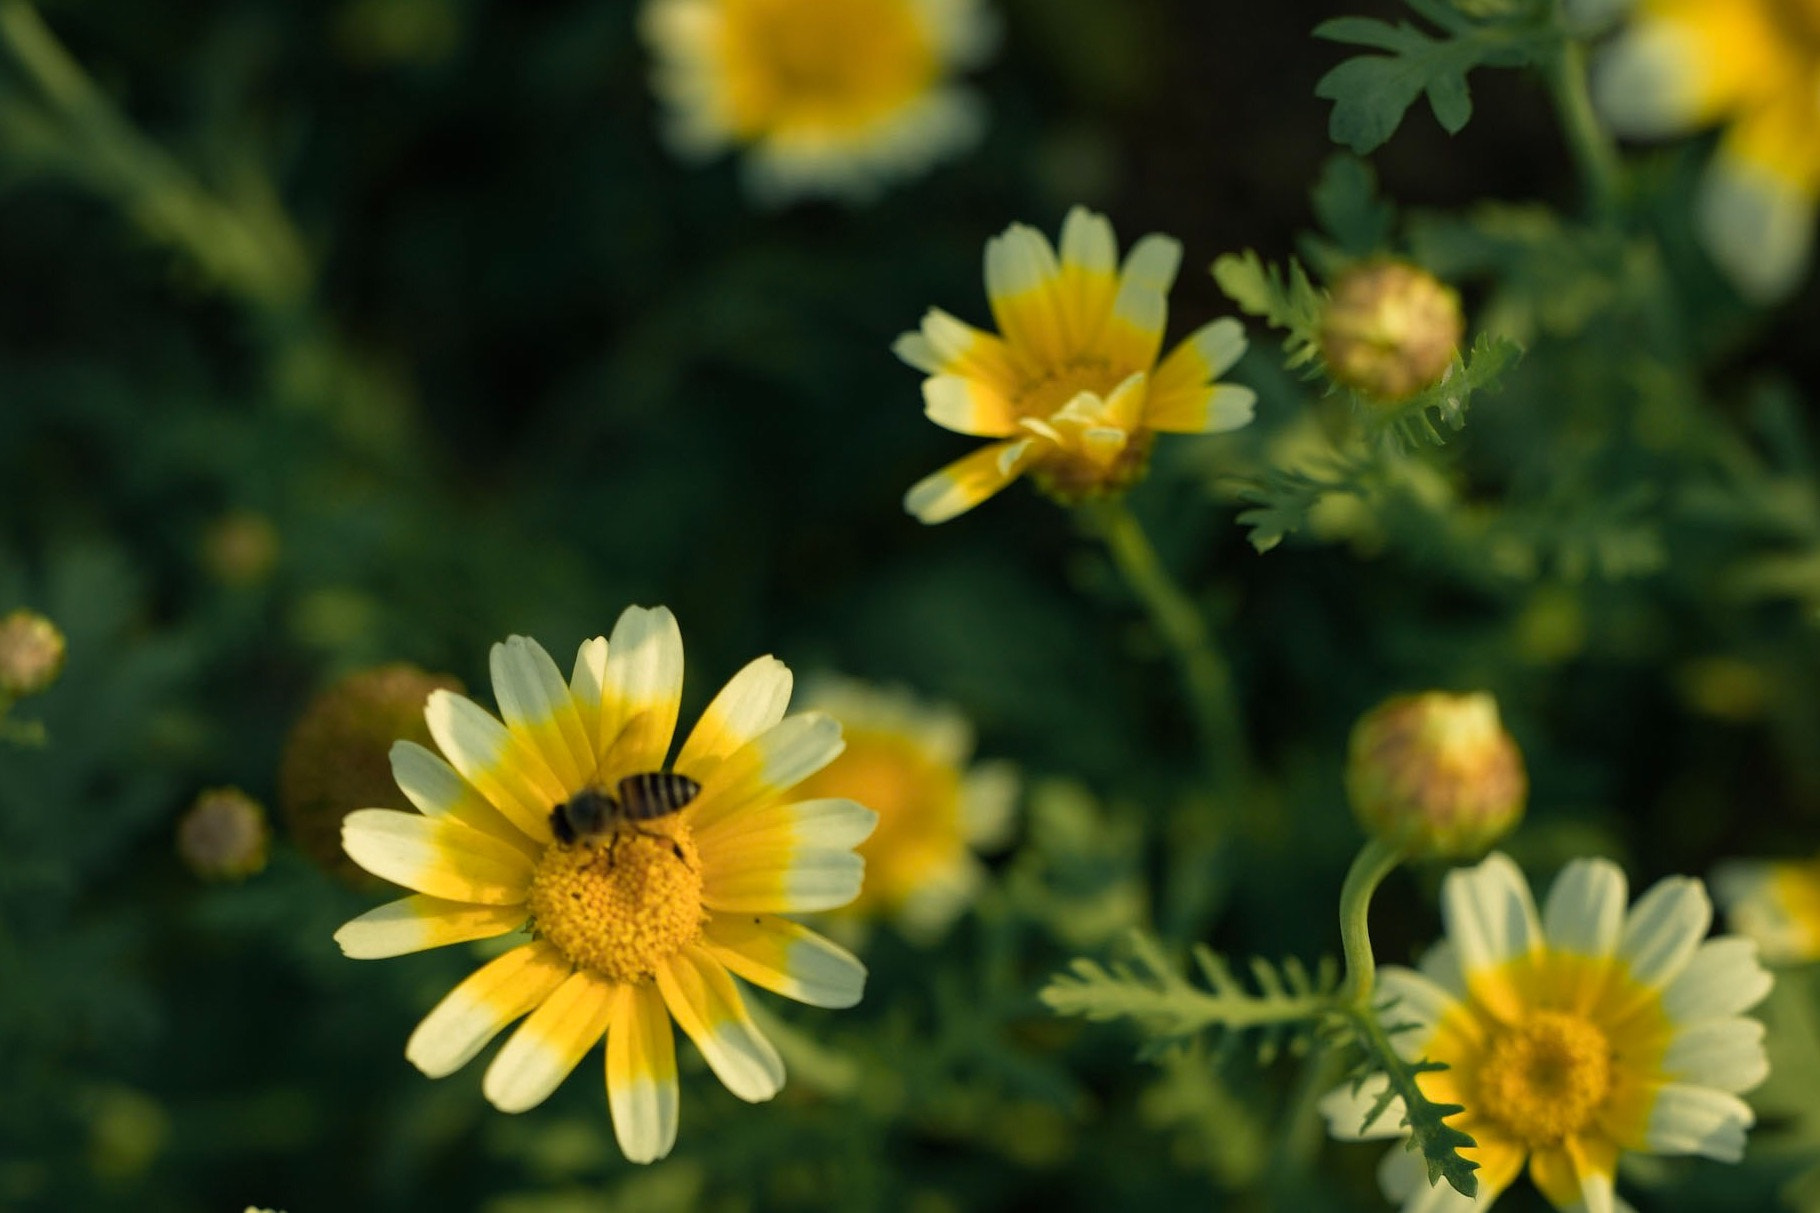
<box><xmin>1081</xmin><ymin>499</ymin><xmax>1247</xmax><ymax>790</ymax></box>
<box><xmin>1545</xmin><ymin>34</ymin><xmax>1622</xmax><ymax>217</ymax></box>
<box><xmin>1337</xmin><ymin>836</ymin><xmax>1406</xmax><ymax>1008</ymax></box>
<box><xmin>0</xmin><ymin>1</ymin><xmax>310</xmax><ymax>306</ymax></box>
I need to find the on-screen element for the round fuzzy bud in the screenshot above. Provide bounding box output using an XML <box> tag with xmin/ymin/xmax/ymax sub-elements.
<box><xmin>1319</xmin><ymin>261</ymin><xmax>1464</xmax><ymax>403</ymax></box>
<box><xmin>279</xmin><ymin>664</ymin><xmax>461</xmax><ymax>884</ymax></box>
<box><xmin>1346</xmin><ymin>692</ymin><xmax>1526</xmax><ymax>858</ymax></box>
<box><xmin>0</xmin><ymin>609</ymin><xmax>66</xmax><ymax>698</ymax></box>
<box><xmin>177</xmin><ymin>788</ymin><xmax>270</xmax><ymax>881</ymax></box>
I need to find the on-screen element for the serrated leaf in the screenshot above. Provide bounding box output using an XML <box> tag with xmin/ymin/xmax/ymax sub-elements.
<box><xmin>1212</xmin><ymin>250</ymin><xmax>1326</xmax><ymax>372</ymax></box>
<box><xmin>1040</xmin><ymin>931</ymin><xmax>1339</xmax><ymax>1061</ymax></box>
<box><xmin>1312</xmin><ymin>11</ymin><xmax>1543</xmax><ymax>154</ymax></box>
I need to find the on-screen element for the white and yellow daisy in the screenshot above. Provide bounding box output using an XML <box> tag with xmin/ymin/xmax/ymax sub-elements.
<box><xmin>639</xmin><ymin>0</ymin><xmax>995</xmax><ymax>203</ymax></box>
<box><xmin>793</xmin><ymin>676</ymin><xmax>1016</xmax><ymax>942</ymax></box>
<box><xmin>333</xmin><ymin>606</ymin><xmax>876</xmax><ymax>1163</ymax></box>
<box><xmin>895</xmin><ymin>206</ymin><xmax>1256</xmax><ymax>523</ymax></box>
<box><xmin>1713</xmin><ymin>854</ymin><xmax>1820</xmax><ymax>965</ymax></box>
<box><xmin>1324</xmin><ymin>852</ymin><xmax>1772</xmax><ymax>1212</ymax></box>
<box><xmin>1592</xmin><ymin>0</ymin><xmax>1820</xmax><ymax>300</ymax></box>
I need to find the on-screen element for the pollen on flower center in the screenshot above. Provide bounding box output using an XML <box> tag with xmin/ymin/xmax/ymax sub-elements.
<box><xmin>527</xmin><ymin>822</ymin><xmax>706</xmax><ymax>984</ymax></box>
<box><xmin>1013</xmin><ymin>359</ymin><xmax>1122</xmax><ymax>420</ymax></box>
<box><xmin>1474</xmin><ymin>1010</ymin><xmax>1613</xmax><ymax>1148</ymax></box>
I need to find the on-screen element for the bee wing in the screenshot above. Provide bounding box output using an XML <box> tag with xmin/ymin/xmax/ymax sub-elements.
<box><xmin>590</xmin><ymin>709</ymin><xmax>657</xmax><ymax>788</ymax></box>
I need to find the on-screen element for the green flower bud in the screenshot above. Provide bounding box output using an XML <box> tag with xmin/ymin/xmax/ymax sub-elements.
<box><xmin>176</xmin><ymin>787</ymin><xmax>270</xmax><ymax>881</ymax></box>
<box><xmin>1346</xmin><ymin>692</ymin><xmax>1526</xmax><ymax>858</ymax></box>
<box><xmin>278</xmin><ymin>663</ymin><xmax>461</xmax><ymax>884</ymax></box>
<box><xmin>0</xmin><ymin>609</ymin><xmax>66</xmax><ymax>698</ymax></box>
<box><xmin>1319</xmin><ymin>261</ymin><xmax>1464</xmax><ymax>403</ymax></box>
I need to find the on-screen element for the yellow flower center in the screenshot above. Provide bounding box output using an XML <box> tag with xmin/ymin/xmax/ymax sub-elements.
<box><xmin>1011</xmin><ymin>358</ymin><xmax>1123</xmax><ymax>420</ymax></box>
<box><xmin>526</xmin><ymin>821</ymin><xmax>705</xmax><ymax>984</ymax></box>
<box><xmin>1474</xmin><ymin>1010</ymin><xmax>1613</xmax><ymax>1148</ymax></box>
<box><xmin>720</xmin><ymin>0</ymin><xmax>938</xmax><ymax>136</ymax></box>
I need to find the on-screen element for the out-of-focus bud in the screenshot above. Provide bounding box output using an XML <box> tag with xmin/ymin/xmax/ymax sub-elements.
<box><xmin>202</xmin><ymin>511</ymin><xmax>281</xmax><ymax>587</ymax></box>
<box><xmin>279</xmin><ymin>664</ymin><xmax>461</xmax><ymax>884</ymax></box>
<box><xmin>1346</xmin><ymin>692</ymin><xmax>1526</xmax><ymax>858</ymax></box>
<box><xmin>176</xmin><ymin>788</ymin><xmax>270</xmax><ymax>881</ymax></box>
<box><xmin>0</xmin><ymin>609</ymin><xmax>66</xmax><ymax>698</ymax></box>
<box><xmin>1319</xmin><ymin>261</ymin><xmax>1464</xmax><ymax>404</ymax></box>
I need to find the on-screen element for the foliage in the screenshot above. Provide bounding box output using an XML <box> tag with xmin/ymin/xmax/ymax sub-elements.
<box><xmin>1313</xmin><ymin>0</ymin><xmax>1551</xmax><ymax>153</ymax></box>
<box><xmin>2</xmin><ymin>0</ymin><xmax>1819</xmax><ymax>1210</ymax></box>
<box><xmin>1039</xmin><ymin>930</ymin><xmax>1338</xmax><ymax>1063</ymax></box>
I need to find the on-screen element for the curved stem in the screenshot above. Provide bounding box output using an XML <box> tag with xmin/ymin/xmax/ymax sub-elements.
<box><xmin>1337</xmin><ymin>836</ymin><xmax>1406</xmax><ymax>1008</ymax></box>
<box><xmin>1081</xmin><ymin>499</ymin><xmax>1247</xmax><ymax>791</ymax></box>
<box><xmin>1545</xmin><ymin>34</ymin><xmax>1622</xmax><ymax>218</ymax></box>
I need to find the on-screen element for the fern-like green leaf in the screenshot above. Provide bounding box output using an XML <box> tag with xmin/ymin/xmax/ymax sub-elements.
<box><xmin>1212</xmin><ymin>250</ymin><xmax>1326</xmax><ymax>372</ymax></box>
<box><xmin>1338</xmin><ymin>1002</ymin><xmax>1480</xmax><ymax>1197</ymax></box>
<box><xmin>1362</xmin><ymin>331</ymin><xmax>1524</xmax><ymax>449</ymax></box>
<box><xmin>1040</xmin><ymin>930</ymin><xmax>1339</xmax><ymax>1063</ymax></box>
<box><xmin>1232</xmin><ymin>458</ymin><xmax>1369</xmax><ymax>553</ymax></box>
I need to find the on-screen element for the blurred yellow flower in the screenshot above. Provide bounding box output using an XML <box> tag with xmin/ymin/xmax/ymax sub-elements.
<box><xmin>1325</xmin><ymin>853</ymin><xmax>1772</xmax><ymax>1212</ymax></box>
<box><xmin>895</xmin><ymin>207</ymin><xmax>1256</xmax><ymax>522</ymax></box>
<box><xmin>0</xmin><ymin>608</ymin><xmax>65</xmax><ymax>698</ymax></box>
<box><xmin>793</xmin><ymin>677</ymin><xmax>1016</xmax><ymax>942</ymax></box>
<box><xmin>1593</xmin><ymin>0</ymin><xmax>1820</xmax><ymax>299</ymax></box>
<box><xmin>1713</xmin><ymin>855</ymin><xmax>1820</xmax><ymax>964</ymax></box>
<box><xmin>334</xmin><ymin>607</ymin><xmax>875</xmax><ymax>1163</ymax></box>
<box><xmin>640</xmin><ymin>0</ymin><xmax>995</xmax><ymax>203</ymax></box>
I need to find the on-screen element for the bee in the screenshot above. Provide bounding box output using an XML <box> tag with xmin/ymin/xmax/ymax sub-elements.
<box><xmin>549</xmin><ymin>770</ymin><xmax>702</xmax><ymax>866</ymax></box>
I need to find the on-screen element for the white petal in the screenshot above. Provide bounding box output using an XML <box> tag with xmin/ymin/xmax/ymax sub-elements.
<box><xmin>1319</xmin><ymin>1074</ymin><xmax>1406</xmax><ymax>1142</ymax></box>
<box><xmin>675</xmin><ymin>655</ymin><xmax>794</xmax><ymax>777</ymax></box>
<box><xmin>1620</xmin><ymin>876</ymin><xmax>1712</xmax><ymax>991</ymax></box>
<box><xmin>1660</xmin><ymin>937</ymin><xmax>1774</xmax><ymax>1023</ymax></box>
<box><xmin>1663</xmin><ymin>1017</ymin><xmax>1769</xmax><ymax>1093</ymax></box>
<box><xmin>1440</xmin><ymin>852</ymin><xmax>1542</xmax><ymax>978</ymax></box>
<box><xmin>1543</xmin><ymin>857</ymin><xmax>1628</xmax><ymax>958</ymax></box>
<box><xmin>1593</xmin><ymin>25</ymin><xmax>1703</xmax><ymax>137</ymax></box>
<box><xmin>599</xmin><ymin>606</ymin><xmax>685</xmax><ymax>770</ymax></box>
<box><xmin>482</xmin><ymin>970</ymin><xmax>615</xmax><ymax>1113</ymax></box>
<box><xmin>490</xmin><ymin>635</ymin><xmax>594</xmax><ymax>790</ymax></box>
<box><xmin>1644</xmin><ymin>1084</ymin><xmax>1754</xmax><ymax>1161</ymax></box>
<box><xmin>1698</xmin><ymin>157</ymin><xmax>1816</xmax><ymax>303</ymax></box>
<box><xmin>656</xmin><ymin>947</ymin><xmax>785</xmax><ymax>1103</ymax></box>
<box><xmin>606</xmin><ymin>984</ymin><xmax>679</xmax><ymax>1164</ymax></box>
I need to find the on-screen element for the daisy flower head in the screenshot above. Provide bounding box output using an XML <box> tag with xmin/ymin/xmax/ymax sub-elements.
<box><xmin>1323</xmin><ymin>853</ymin><xmax>1772</xmax><ymax>1213</ymax></box>
<box><xmin>792</xmin><ymin>676</ymin><xmax>1017</xmax><ymax>943</ymax></box>
<box><xmin>1713</xmin><ymin>854</ymin><xmax>1820</xmax><ymax>964</ymax></box>
<box><xmin>895</xmin><ymin>207</ymin><xmax>1257</xmax><ymax>524</ymax></box>
<box><xmin>639</xmin><ymin>0</ymin><xmax>995</xmax><ymax>204</ymax></box>
<box><xmin>1591</xmin><ymin>0</ymin><xmax>1820</xmax><ymax>300</ymax></box>
<box><xmin>333</xmin><ymin>607</ymin><xmax>877</xmax><ymax>1163</ymax></box>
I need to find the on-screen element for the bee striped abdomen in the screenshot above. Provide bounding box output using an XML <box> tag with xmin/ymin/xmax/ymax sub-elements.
<box><xmin>615</xmin><ymin>771</ymin><xmax>701</xmax><ymax>820</ymax></box>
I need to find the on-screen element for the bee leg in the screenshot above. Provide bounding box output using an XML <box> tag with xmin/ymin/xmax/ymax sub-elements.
<box><xmin>605</xmin><ymin>830</ymin><xmax>621</xmax><ymax>871</ymax></box>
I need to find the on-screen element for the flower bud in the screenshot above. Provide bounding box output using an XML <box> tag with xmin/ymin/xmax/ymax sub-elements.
<box><xmin>0</xmin><ymin>609</ymin><xmax>66</xmax><ymax>698</ymax></box>
<box><xmin>176</xmin><ymin>787</ymin><xmax>270</xmax><ymax>881</ymax></box>
<box><xmin>1346</xmin><ymin>692</ymin><xmax>1525</xmax><ymax>858</ymax></box>
<box><xmin>1319</xmin><ymin>261</ymin><xmax>1464</xmax><ymax>403</ymax></box>
<box><xmin>279</xmin><ymin>663</ymin><xmax>461</xmax><ymax>884</ymax></box>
